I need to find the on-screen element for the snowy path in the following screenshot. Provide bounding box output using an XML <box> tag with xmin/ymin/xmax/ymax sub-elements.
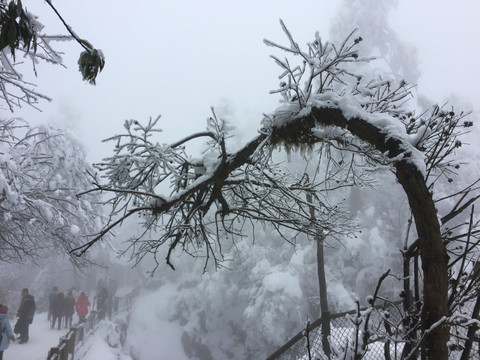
<box><xmin>5</xmin><ymin>311</ymin><xmax>132</xmax><ymax>360</ymax></box>
<box><xmin>6</xmin><ymin>311</ymin><xmax>70</xmax><ymax>360</ymax></box>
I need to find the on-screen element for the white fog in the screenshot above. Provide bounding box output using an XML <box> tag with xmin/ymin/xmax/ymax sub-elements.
<box><xmin>1</xmin><ymin>0</ymin><xmax>479</xmax><ymax>359</ymax></box>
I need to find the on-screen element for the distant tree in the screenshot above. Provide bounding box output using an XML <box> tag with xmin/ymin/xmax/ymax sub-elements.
<box><xmin>78</xmin><ymin>22</ymin><xmax>476</xmax><ymax>359</ymax></box>
<box><xmin>0</xmin><ymin>0</ymin><xmax>104</xmax><ymax>111</ymax></box>
<box><xmin>0</xmin><ymin>0</ymin><xmax>106</xmax><ymax>263</ymax></box>
<box><xmin>0</xmin><ymin>118</ymin><xmax>105</xmax><ymax>264</ymax></box>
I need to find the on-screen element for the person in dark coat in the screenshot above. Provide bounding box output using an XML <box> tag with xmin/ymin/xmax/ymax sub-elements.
<box><xmin>75</xmin><ymin>292</ymin><xmax>90</xmax><ymax>322</ymax></box>
<box><xmin>63</xmin><ymin>290</ymin><xmax>75</xmax><ymax>329</ymax></box>
<box><xmin>14</xmin><ymin>288</ymin><xmax>35</xmax><ymax>344</ymax></box>
<box><xmin>96</xmin><ymin>287</ymin><xmax>108</xmax><ymax>320</ymax></box>
<box><xmin>51</xmin><ymin>292</ymin><xmax>65</xmax><ymax>330</ymax></box>
<box><xmin>0</xmin><ymin>305</ymin><xmax>15</xmax><ymax>359</ymax></box>
<box><xmin>107</xmin><ymin>279</ymin><xmax>118</xmax><ymax>318</ymax></box>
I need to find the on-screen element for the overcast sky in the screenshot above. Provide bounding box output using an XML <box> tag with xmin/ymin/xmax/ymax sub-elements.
<box><xmin>16</xmin><ymin>0</ymin><xmax>480</xmax><ymax>163</ymax></box>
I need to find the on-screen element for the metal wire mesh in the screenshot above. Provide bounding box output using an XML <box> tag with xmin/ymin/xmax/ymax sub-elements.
<box><xmin>267</xmin><ymin>299</ymin><xmax>480</xmax><ymax>360</ymax></box>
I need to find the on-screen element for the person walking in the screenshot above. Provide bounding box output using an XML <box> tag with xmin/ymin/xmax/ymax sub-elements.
<box><xmin>0</xmin><ymin>305</ymin><xmax>15</xmax><ymax>359</ymax></box>
<box><xmin>75</xmin><ymin>292</ymin><xmax>90</xmax><ymax>322</ymax></box>
<box><xmin>51</xmin><ymin>292</ymin><xmax>65</xmax><ymax>330</ymax></box>
<box><xmin>107</xmin><ymin>279</ymin><xmax>118</xmax><ymax>318</ymax></box>
<box><xmin>14</xmin><ymin>288</ymin><xmax>35</xmax><ymax>344</ymax></box>
<box><xmin>64</xmin><ymin>290</ymin><xmax>75</xmax><ymax>329</ymax></box>
<box><xmin>48</xmin><ymin>286</ymin><xmax>59</xmax><ymax>322</ymax></box>
<box><xmin>96</xmin><ymin>287</ymin><xmax>108</xmax><ymax>320</ymax></box>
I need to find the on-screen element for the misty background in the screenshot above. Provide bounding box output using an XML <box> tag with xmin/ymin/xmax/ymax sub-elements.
<box><xmin>1</xmin><ymin>0</ymin><xmax>479</xmax><ymax>359</ymax></box>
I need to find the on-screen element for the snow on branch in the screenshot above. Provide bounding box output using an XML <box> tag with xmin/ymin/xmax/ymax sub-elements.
<box><xmin>0</xmin><ymin>118</ymin><xmax>104</xmax><ymax>264</ymax></box>
<box><xmin>0</xmin><ymin>0</ymin><xmax>105</xmax><ymax>111</ymax></box>
<box><xmin>263</xmin><ymin>21</ymin><xmax>474</xmax><ymax>185</ymax></box>
<box><xmin>81</xmin><ymin>22</ymin><xmax>474</xmax><ymax>286</ymax></box>
<box><xmin>264</xmin><ymin>20</ymin><xmax>366</xmax><ymax>109</ymax></box>
<box><xmin>79</xmin><ymin>109</ymin><xmax>357</xmax><ymax>272</ymax></box>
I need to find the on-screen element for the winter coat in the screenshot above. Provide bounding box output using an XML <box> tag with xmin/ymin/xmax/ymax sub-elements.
<box><xmin>64</xmin><ymin>295</ymin><xmax>75</xmax><ymax>316</ymax></box>
<box><xmin>51</xmin><ymin>292</ymin><xmax>65</xmax><ymax>317</ymax></box>
<box><xmin>17</xmin><ymin>295</ymin><xmax>35</xmax><ymax>323</ymax></box>
<box><xmin>97</xmin><ymin>288</ymin><xmax>108</xmax><ymax>310</ymax></box>
<box><xmin>48</xmin><ymin>290</ymin><xmax>59</xmax><ymax>305</ymax></box>
<box><xmin>0</xmin><ymin>313</ymin><xmax>15</xmax><ymax>351</ymax></box>
<box><xmin>107</xmin><ymin>279</ymin><xmax>118</xmax><ymax>298</ymax></box>
<box><xmin>75</xmin><ymin>295</ymin><xmax>91</xmax><ymax>317</ymax></box>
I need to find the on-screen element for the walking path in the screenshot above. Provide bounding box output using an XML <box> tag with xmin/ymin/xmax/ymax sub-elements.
<box><xmin>6</xmin><ymin>311</ymin><xmax>69</xmax><ymax>360</ymax></box>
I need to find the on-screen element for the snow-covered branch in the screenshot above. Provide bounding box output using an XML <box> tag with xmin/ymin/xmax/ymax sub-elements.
<box><xmin>81</xmin><ymin>106</ymin><xmax>360</xmax><ymax>271</ymax></box>
<box><xmin>0</xmin><ymin>118</ymin><xmax>105</xmax><ymax>265</ymax></box>
<box><xmin>81</xmin><ymin>23</ymin><xmax>477</xmax><ymax>359</ymax></box>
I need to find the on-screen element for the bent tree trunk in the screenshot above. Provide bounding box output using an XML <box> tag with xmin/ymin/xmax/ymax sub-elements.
<box><xmin>395</xmin><ymin>162</ymin><xmax>449</xmax><ymax>360</ymax></box>
<box><xmin>271</xmin><ymin>106</ymin><xmax>449</xmax><ymax>359</ymax></box>
<box><xmin>88</xmin><ymin>103</ymin><xmax>450</xmax><ymax>359</ymax></box>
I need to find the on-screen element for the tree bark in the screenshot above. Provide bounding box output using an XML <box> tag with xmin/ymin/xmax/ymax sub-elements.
<box><xmin>395</xmin><ymin>162</ymin><xmax>449</xmax><ymax>360</ymax></box>
<box><xmin>271</xmin><ymin>106</ymin><xmax>450</xmax><ymax>359</ymax></box>
<box><xmin>317</xmin><ymin>235</ymin><xmax>332</xmax><ymax>359</ymax></box>
<box><xmin>460</xmin><ymin>291</ymin><xmax>480</xmax><ymax>360</ymax></box>
<box><xmin>307</xmin><ymin>193</ymin><xmax>332</xmax><ymax>358</ymax></box>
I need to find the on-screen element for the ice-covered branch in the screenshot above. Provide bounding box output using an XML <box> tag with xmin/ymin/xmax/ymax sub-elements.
<box><xmin>84</xmin><ymin>108</ymin><xmax>359</xmax><ymax>270</ymax></box>
<box><xmin>0</xmin><ymin>118</ymin><xmax>104</xmax><ymax>265</ymax></box>
<box><xmin>83</xmin><ymin>24</ymin><xmax>477</xmax><ymax>358</ymax></box>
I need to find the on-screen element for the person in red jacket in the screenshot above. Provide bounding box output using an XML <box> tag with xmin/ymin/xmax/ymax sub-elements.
<box><xmin>75</xmin><ymin>292</ymin><xmax>90</xmax><ymax>322</ymax></box>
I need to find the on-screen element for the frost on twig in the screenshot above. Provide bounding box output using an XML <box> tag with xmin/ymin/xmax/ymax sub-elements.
<box><xmin>0</xmin><ymin>0</ymin><xmax>105</xmax><ymax>111</ymax></box>
<box><xmin>77</xmin><ymin>110</ymin><xmax>358</xmax><ymax>272</ymax></box>
<box><xmin>264</xmin><ymin>20</ymin><xmax>473</xmax><ymax>188</ymax></box>
<box><xmin>0</xmin><ymin>118</ymin><xmax>104</xmax><ymax>265</ymax></box>
<box><xmin>264</xmin><ymin>19</ymin><xmax>365</xmax><ymax>109</ymax></box>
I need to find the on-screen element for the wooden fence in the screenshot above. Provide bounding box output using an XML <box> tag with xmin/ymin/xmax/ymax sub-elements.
<box><xmin>46</xmin><ymin>296</ymin><xmax>122</xmax><ymax>360</ymax></box>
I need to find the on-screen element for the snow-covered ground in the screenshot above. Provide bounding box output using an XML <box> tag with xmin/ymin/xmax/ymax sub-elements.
<box><xmin>5</xmin><ymin>311</ymin><xmax>69</xmax><ymax>360</ymax></box>
<box><xmin>75</xmin><ymin>320</ymin><xmax>132</xmax><ymax>360</ymax></box>
<box><xmin>5</xmin><ymin>310</ymin><xmax>132</xmax><ymax>360</ymax></box>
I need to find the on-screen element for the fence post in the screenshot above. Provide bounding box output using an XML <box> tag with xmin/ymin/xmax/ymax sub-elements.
<box><xmin>45</xmin><ymin>294</ymin><xmax>128</xmax><ymax>360</ymax></box>
<box><xmin>57</xmin><ymin>331</ymin><xmax>75</xmax><ymax>360</ymax></box>
<box><xmin>47</xmin><ymin>347</ymin><xmax>59</xmax><ymax>360</ymax></box>
<box><xmin>60</xmin><ymin>342</ymin><xmax>68</xmax><ymax>360</ymax></box>
<box><xmin>73</xmin><ymin>322</ymin><xmax>84</xmax><ymax>344</ymax></box>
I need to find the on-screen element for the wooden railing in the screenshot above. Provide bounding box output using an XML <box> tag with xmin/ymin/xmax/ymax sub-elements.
<box><xmin>46</xmin><ymin>296</ymin><xmax>123</xmax><ymax>360</ymax></box>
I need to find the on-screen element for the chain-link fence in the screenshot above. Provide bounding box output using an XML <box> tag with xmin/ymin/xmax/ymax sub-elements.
<box><xmin>266</xmin><ymin>299</ymin><xmax>480</xmax><ymax>360</ymax></box>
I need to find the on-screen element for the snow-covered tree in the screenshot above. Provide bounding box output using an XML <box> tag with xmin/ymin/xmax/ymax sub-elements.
<box><xmin>80</xmin><ymin>21</ymin><xmax>479</xmax><ymax>358</ymax></box>
<box><xmin>0</xmin><ymin>0</ymin><xmax>107</xmax><ymax>262</ymax></box>
<box><xmin>0</xmin><ymin>118</ymin><xmax>105</xmax><ymax>264</ymax></box>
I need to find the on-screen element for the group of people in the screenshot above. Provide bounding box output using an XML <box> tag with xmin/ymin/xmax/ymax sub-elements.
<box><xmin>48</xmin><ymin>287</ymin><xmax>91</xmax><ymax>330</ymax></box>
<box><xmin>0</xmin><ymin>279</ymin><xmax>139</xmax><ymax>359</ymax></box>
<box><xmin>0</xmin><ymin>288</ymin><xmax>36</xmax><ymax>359</ymax></box>
<box><xmin>0</xmin><ymin>286</ymin><xmax>90</xmax><ymax>359</ymax></box>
